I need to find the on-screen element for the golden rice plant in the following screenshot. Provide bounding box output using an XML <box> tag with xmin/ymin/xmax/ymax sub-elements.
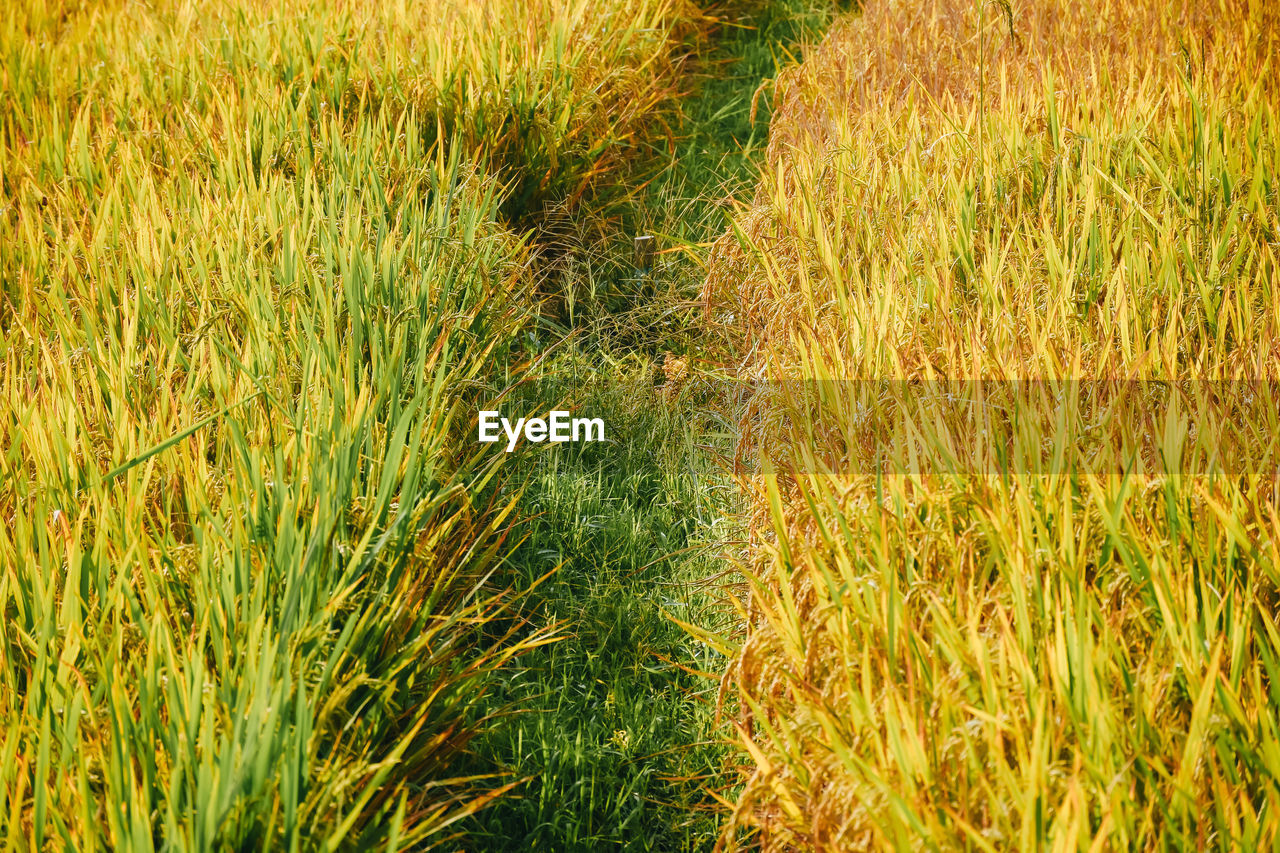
<box><xmin>706</xmin><ymin>0</ymin><xmax>1280</xmax><ymax>848</ymax></box>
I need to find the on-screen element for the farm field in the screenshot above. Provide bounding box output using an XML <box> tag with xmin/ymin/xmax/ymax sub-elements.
<box><xmin>3</xmin><ymin>0</ymin><xmax>1279</xmax><ymax>850</ymax></box>
<box><xmin>707</xmin><ymin>0</ymin><xmax>1280</xmax><ymax>849</ymax></box>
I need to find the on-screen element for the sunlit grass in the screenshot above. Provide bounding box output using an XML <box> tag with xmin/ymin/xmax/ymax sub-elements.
<box><xmin>0</xmin><ymin>0</ymin><xmax>703</xmax><ymax>846</ymax></box>
<box><xmin>707</xmin><ymin>0</ymin><xmax>1280</xmax><ymax>848</ymax></box>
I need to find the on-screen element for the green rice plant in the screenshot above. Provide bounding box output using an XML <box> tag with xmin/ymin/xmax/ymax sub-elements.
<box><xmin>0</xmin><ymin>0</ymin><xmax>642</xmax><ymax>845</ymax></box>
<box><xmin>0</xmin><ymin>0</ymin><xmax>733</xmax><ymax>843</ymax></box>
<box><xmin>0</xmin><ymin>130</ymin><xmax>549</xmax><ymax>846</ymax></box>
<box><xmin>706</xmin><ymin>0</ymin><xmax>1280</xmax><ymax>848</ymax></box>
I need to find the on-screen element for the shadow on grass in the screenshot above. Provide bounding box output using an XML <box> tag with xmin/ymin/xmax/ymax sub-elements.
<box><xmin>459</xmin><ymin>3</ymin><xmax>838</xmax><ymax>849</ymax></box>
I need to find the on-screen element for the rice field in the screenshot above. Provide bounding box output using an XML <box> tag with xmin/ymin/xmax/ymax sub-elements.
<box><xmin>1</xmin><ymin>0</ymin><xmax>702</xmax><ymax>846</ymax></box>
<box><xmin>707</xmin><ymin>0</ymin><xmax>1280</xmax><ymax>848</ymax></box>
<box><xmin>4</xmin><ymin>0</ymin><xmax>1279</xmax><ymax>849</ymax></box>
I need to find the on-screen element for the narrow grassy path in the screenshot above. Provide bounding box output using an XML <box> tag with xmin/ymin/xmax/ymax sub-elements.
<box><xmin>460</xmin><ymin>4</ymin><xmax>836</xmax><ymax>849</ymax></box>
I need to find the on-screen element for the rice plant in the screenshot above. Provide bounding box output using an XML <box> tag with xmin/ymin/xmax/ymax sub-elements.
<box><xmin>706</xmin><ymin>0</ymin><xmax>1280</xmax><ymax>848</ymax></box>
<box><xmin>0</xmin><ymin>0</ymin><xmax>704</xmax><ymax>846</ymax></box>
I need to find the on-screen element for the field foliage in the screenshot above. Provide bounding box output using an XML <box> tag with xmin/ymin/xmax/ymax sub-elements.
<box><xmin>707</xmin><ymin>0</ymin><xmax>1280</xmax><ymax>848</ymax></box>
<box><xmin>9</xmin><ymin>0</ymin><xmax>1274</xmax><ymax>847</ymax></box>
<box><xmin>0</xmin><ymin>0</ymin><xmax>702</xmax><ymax>847</ymax></box>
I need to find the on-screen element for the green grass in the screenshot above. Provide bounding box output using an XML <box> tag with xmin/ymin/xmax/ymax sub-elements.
<box><xmin>530</xmin><ymin>0</ymin><xmax>841</xmax><ymax>350</ymax></box>
<box><xmin>456</xmin><ymin>4</ymin><xmax>839</xmax><ymax>848</ymax></box>
<box><xmin>462</xmin><ymin>357</ymin><xmax>735</xmax><ymax>850</ymax></box>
